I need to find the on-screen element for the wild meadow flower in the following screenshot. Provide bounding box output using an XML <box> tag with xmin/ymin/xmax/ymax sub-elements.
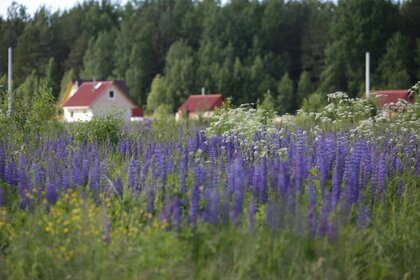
<box><xmin>46</xmin><ymin>179</ymin><xmax>58</xmax><ymax>205</ymax></box>
<box><xmin>172</xmin><ymin>197</ymin><xmax>182</xmax><ymax>229</ymax></box>
<box><xmin>188</xmin><ymin>185</ymin><xmax>200</xmax><ymax>227</ymax></box>
<box><xmin>356</xmin><ymin>203</ymin><xmax>370</xmax><ymax>229</ymax></box>
<box><xmin>146</xmin><ymin>186</ymin><xmax>155</xmax><ymax>215</ymax></box>
<box><xmin>62</xmin><ymin>167</ymin><xmax>70</xmax><ymax>191</ymax></box>
<box><xmin>203</xmin><ymin>187</ymin><xmax>219</xmax><ymax>225</ymax></box>
<box><xmin>0</xmin><ymin>144</ymin><xmax>5</xmax><ymax>180</ymax></box>
<box><xmin>112</xmin><ymin>176</ymin><xmax>123</xmax><ymax>197</ymax></box>
<box><xmin>71</xmin><ymin>154</ymin><xmax>81</xmax><ymax>186</ymax></box>
<box><xmin>89</xmin><ymin>157</ymin><xmax>100</xmax><ymax>194</ymax></box>
<box><xmin>81</xmin><ymin>159</ymin><xmax>90</xmax><ymax>186</ymax></box>
<box><xmin>294</xmin><ymin>129</ymin><xmax>306</xmax><ymax>193</ymax></box>
<box><xmin>377</xmin><ymin>153</ymin><xmax>386</xmax><ymax>200</ymax></box>
<box><xmin>127</xmin><ymin>159</ymin><xmax>139</xmax><ymax>191</ymax></box>
<box><xmin>307</xmin><ymin>182</ymin><xmax>317</xmax><ymax>237</ymax></box>
<box><xmin>0</xmin><ymin>187</ymin><xmax>5</xmax><ymax>208</ymax></box>
<box><xmin>249</xmin><ymin>199</ymin><xmax>256</xmax><ymax>231</ymax></box>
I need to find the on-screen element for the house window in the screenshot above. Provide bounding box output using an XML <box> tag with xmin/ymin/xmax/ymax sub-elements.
<box><xmin>109</xmin><ymin>90</ymin><xmax>115</xmax><ymax>99</ymax></box>
<box><xmin>70</xmin><ymin>111</ymin><xmax>74</xmax><ymax>118</ymax></box>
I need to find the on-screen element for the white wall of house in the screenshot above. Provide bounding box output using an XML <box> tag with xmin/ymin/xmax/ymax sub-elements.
<box><xmin>63</xmin><ymin>106</ymin><xmax>93</xmax><ymax>122</ymax></box>
<box><xmin>91</xmin><ymin>85</ymin><xmax>136</xmax><ymax>122</ymax></box>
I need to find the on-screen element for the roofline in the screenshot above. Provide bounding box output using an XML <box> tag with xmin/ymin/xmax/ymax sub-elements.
<box><xmin>62</xmin><ymin>106</ymin><xmax>90</xmax><ymax>109</ymax></box>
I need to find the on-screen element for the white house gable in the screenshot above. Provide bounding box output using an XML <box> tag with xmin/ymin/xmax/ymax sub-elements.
<box><xmin>91</xmin><ymin>85</ymin><xmax>136</xmax><ymax>122</ymax></box>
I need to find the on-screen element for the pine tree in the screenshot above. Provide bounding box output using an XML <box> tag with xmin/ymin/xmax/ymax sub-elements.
<box><xmin>297</xmin><ymin>71</ymin><xmax>314</xmax><ymax>108</ymax></box>
<box><xmin>277</xmin><ymin>72</ymin><xmax>295</xmax><ymax>114</ymax></box>
<box><xmin>146</xmin><ymin>74</ymin><xmax>171</xmax><ymax>113</ymax></box>
<box><xmin>377</xmin><ymin>32</ymin><xmax>410</xmax><ymax>89</ymax></box>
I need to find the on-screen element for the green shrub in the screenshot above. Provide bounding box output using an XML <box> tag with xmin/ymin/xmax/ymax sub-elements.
<box><xmin>71</xmin><ymin>111</ymin><xmax>123</xmax><ymax>145</ymax></box>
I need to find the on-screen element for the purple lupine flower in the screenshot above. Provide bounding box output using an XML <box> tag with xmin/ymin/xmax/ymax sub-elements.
<box><xmin>331</xmin><ymin>135</ymin><xmax>347</xmax><ymax>205</ymax></box>
<box><xmin>225</xmin><ymin>138</ymin><xmax>234</xmax><ymax>164</ymax></box>
<box><xmin>415</xmin><ymin>152</ymin><xmax>420</xmax><ymax>175</ymax></box>
<box><xmin>62</xmin><ymin>167</ymin><xmax>70</xmax><ymax>190</ymax></box>
<box><xmin>46</xmin><ymin>179</ymin><xmax>58</xmax><ymax>205</ymax></box>
<box><xmin>318</xmin><ymin>199</ymin><xmax>330</xmax><ymax>236</ymax></box>
<box><xmin>118</xmin><ymin>139</ymin><xmax>127</xmax><ymax>156</ymax></box>
<box><xmin>193</xmin><ymin>162</ymin><xmax>205</xmax><ymax>189</ymax></box>
<box><xmin>71</xmin><ymin>154</ymin><xmax>81</xmax><ymax>186</ymax></box>
<box><xmin>0</xmin><ymin>144</ymin><xmax>5</xmax><ymax>180</ymax></box>
<box><xmin>356</xmin><ymin>204</ymin><xmax>370</xmax><ymax>229</ymax></box>
<box><xmin>265</xmin><ymin>202</ymin><xmax>274</xmax><ymax>228</ymax></box>
<box><xmin>221</xmin><ymin>177</ymin><xmax>232</xmax><ymax>224</ymax></box>
<box><xmin>377</xmin><ymin>152</ymin><xmax>386</xmax><ymax>200</ymax></box>
<box><xmin>315</xmin><ymin>135</ymin><xmax>328</xmax><ymax>194</ymax></box>
<box><xmin>344</xmin><ymin>142</ymin><xmax>362</xmax><ymax>205</ymax></box>
<box><xmin>277</xmin><ymin>162</ymin><xmax>289</xmax><ymax>200</ymax></box>
<box><xmin>81</xmin><ymin>159</ymin><xmax>89</xmax><ymax>186</ymax></box>
<box><xmin>0</xmin><ymin>188</ymin><xmax>5</xmax><ymax>208</ymax></box>
<box><xmin>249</xmin><ymin>199</ymin><xmax>256</xmax><ymax>231</ymax></box>
<box><xmin>328</xmin><ymin>215</ymin><xmax>339</xmax><ymax>241</ymax></box>
<box><xmin>203</xmin><ymin>187</ymin><xmax>219</xmax><ymax>225</ymax></box>
<box><xmin>146</xmin><ymin>186</ymin><xmax>155</xmax><ymax>215</ymax></box>
<box><xmin>127</xmin><ymin>159</ymin><xmax>139</xmax><ymax>191</ymax></box>
<box><xmin>155</xmin><ymin>145</ymin><xmax>167</xmax><ymax>187</ymax></box>
<box><xmin>251</xmin><ymin>159</ymin><xmax>268</xmax><ymax>204</ymax></box>
<box><xmin>112</xmin><ymin>176</ymin><xmax>123</xmax><ymax>197</ymax></box>
<box><xmin>397</xmin><ymin>179</ymin><xmax>405</xmax><ymax>200</ymax></box>
<box><xmin>294</xmin><ymin>129</ymin><xmax>306</xmax><ymax>193</ymax></box>
<box><xmin>188</xmin><ymin>185</ymin><xmax>200</xmax><ymax>227</ymax></box>
<box><xmin>232</xmin><ymin>179</ymin><xmax>245</xmax><ymax>225</ymax></box>
<box><xmin>307</xmin><ymin>183</ymin><xmax>317</xmax><ymax>237</ymax></box>
<box><xmin>89</xmin><ymin>158</ymin><xmax>100</xmax><ymax>194</ymax></box>
<box><xmin>172</xmin><ymin>197</ymin><xmax>182</xmax><ymax>229</ymax></box>
<box><xmin>126</xmin><ymin>139</ymin><xmax>132</xmax><ymax>159</ymax></box>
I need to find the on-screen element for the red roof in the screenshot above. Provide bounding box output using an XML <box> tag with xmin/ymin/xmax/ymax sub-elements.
<box><xmin>132</xmin><ymin>107</ymin><xmax>144</xmax><ymax>117</ymax></box>
<box><xmin>62</xmin><ymin>80</ymin><xmax>137</xmax><ymax>108</ymax></box>
<box><xmin>370</xmin><ymin>90</ymin><xmax>414</xmax><ymax>107</ymax></box>
<box><xmin>178</xmin><ymin>94</ymin><xmax>224</xmax><ymax>113</ymax></box>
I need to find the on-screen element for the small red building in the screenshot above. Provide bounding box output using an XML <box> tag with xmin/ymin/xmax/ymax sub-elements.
<box><xmin>370</xmin><ymin>90</ymin><xmax>415</xmax><ymax>118</ymax></box>
<box><xmin>370</xmin><ymin>90</ymin><xmax>414</xmax><ymax>107</ymax></box>
<box><xmin>176</xmin><ymin>94</ymin><xmax>225</xmax><ymax>120</ymax></box>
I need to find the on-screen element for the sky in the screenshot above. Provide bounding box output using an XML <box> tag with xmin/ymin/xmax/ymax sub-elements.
<box><xmin>0</xmin><ymin>0</ymin><xmax>128</xmax><ymax>17</ymax></box>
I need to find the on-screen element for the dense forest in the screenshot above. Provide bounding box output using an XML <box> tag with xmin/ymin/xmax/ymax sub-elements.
<box><xmin>0</xmin><ymin>0</ymin><xmax>419</xmax><ymax>114</ymax></box>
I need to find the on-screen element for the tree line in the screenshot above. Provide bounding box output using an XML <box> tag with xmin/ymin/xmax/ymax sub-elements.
<box><xmin>0</xmin><ymin>0</ymin><xmax>419</xmax><ymax>114</ymax></box>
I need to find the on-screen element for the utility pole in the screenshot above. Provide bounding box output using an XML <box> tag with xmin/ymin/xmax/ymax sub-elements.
<box><xmin>365</xmin><ymin>52</ymin><xmax>370</xmax><ymax>99</ymax></box>
<box><xmin>7</xmin><ymin>47</ymin><xmax>12</xmax><ymax>116</ymax></box>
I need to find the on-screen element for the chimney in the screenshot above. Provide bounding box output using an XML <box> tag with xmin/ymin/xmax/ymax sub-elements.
<box><xmin>201</xmin><ymin>87</ymin><xmax>205</xmax><ymax>95</ymax></box>
<box><xmin>365</xmin><ymin>52</ymin><xmax>370</xmax><ymax>99</ymax></box>
<box><xmin>7</xmin><ymin>47</ymin><xmax>12</xmax><ymax>117</ymax></box>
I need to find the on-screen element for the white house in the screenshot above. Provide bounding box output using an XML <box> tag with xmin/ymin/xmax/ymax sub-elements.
<box><xmin>61</xmin><ymin>80</ymin><xmax>143</xmax><ymax>122</ymax></box>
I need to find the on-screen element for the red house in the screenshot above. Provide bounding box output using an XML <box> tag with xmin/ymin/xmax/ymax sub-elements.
<box><xmin>176</xmin><ymin>94</ymin><xmax>225</xmax><ymax>120</ymax></box>
<box><xmin>370</xmin><ymin>90</ymin><xmax>415</xmax><ymax>118</ymax></box>
<box><xmin>61</xmin><ymin>80</ymin><xmax>144</xmax><ymax>122</ymax></box>
<box><xmin>370</xmin><ymin>90</ymin><xmax>414</xmax><ymax>107</ymax></box>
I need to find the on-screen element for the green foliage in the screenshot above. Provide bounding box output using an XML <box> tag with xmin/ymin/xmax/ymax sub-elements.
<box><xmin>377</xmin><ymin>32</ymin><xmax>411</xmax><ymax>89</ymax></box>
<box><xmin>146</xmin><ymin>74</ymin><xmax>171</xmax><ymax>114</ymax></box>
<box><xmin>163</xmin><ymin>40</ymin><xmax>196</xmax><ymax>109</ymax></box>
<box><xmin>320</xmin><ymin>0</ymin><xmax>400</xmax><ymax>96</ymax></box>
<box><xmin>0</xmin><ymin>0</ymin><xmax>418</xmax><ymax>115</ymax></box>
<box><xmin>207</xmin><ymin>102</ymin><xmax>276</xmax><ymax>139</ymax></box>
<box><xmin>277</xmin><ymin>72</ymin><xmax>295</xmax><ymax>114</ymax></box>
<box><xmin>58</xmin><ymin>69</ymin><xmax>76</xmax><ymax>104</ymax></box>
<box><xmin>71</xmin><ymin>111</ymin><xmax>123</xmax><ymax>145</ymax></box>
<box><xmin>0</xmin><ymin>80</ymin><xmax>60</xmax><ymax>142</ymax></box>
<box><xmin>301</xmin><ymin>92</ymin><xmax>325</xmax><ymax>113</ymax></box>
<box><xmin>81</xmin><ymin>30</ymin><xmax>116</xmax><ymax>80</ymax></box>
<box><xmin>297</xmin><ymin>71</ymin><xmax>314</xmax><ymax>107</ymax></box>
<box><xmin>45</xmin><ymin>57</ymin><xmax>61</xmax><ymax>100</ymax></box>
<box><xmin>258</xmin><ymin>90</ymin><xmax>277</xmax><ymax>113</ymax></box>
